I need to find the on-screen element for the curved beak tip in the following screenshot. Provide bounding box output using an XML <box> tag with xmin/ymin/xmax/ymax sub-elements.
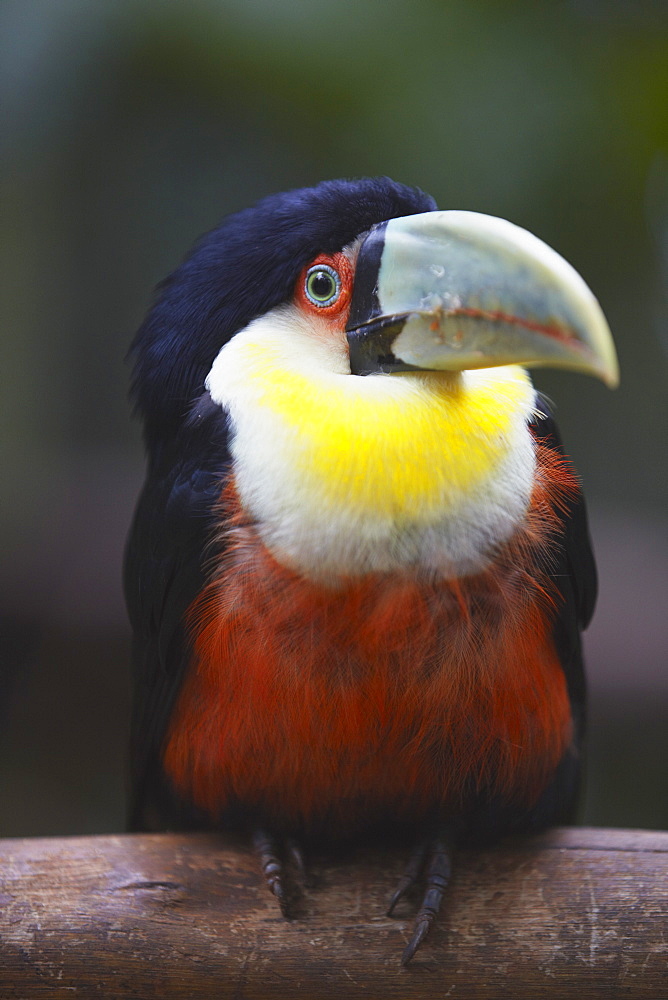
<box><xmin>346</xmin><ymin>210</ymin><xmax>619</xmax><ymax>387</ymax></box>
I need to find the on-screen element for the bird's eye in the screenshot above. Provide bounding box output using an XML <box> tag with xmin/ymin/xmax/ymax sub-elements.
<box><xmin>304</xmin><ymin>265</ymin><xmax>341</xmax><ymax>307</ymax></box>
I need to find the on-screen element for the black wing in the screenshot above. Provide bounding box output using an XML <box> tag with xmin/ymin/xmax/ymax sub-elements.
<box><xmin>523</xmin><ymin>402</ymin><xmax>597</xmax><ymax>829</ymax></box>
<box><xmin>124</xmin><ymin>398</ymin><xmax>230</xmax><ymax>830</ymax></box>
<box><xmin>532</xmin><ymin>400</ymin><xmax>597</xmax><ymax>700</ymax></box>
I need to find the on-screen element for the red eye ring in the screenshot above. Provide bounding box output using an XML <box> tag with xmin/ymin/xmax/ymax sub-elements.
<box><xmin>296</xmin><ymin>252</ymin><xmax>353</xmax><ymax>321</ymax></box>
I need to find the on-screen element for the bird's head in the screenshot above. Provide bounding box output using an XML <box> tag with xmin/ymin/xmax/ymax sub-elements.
<box><xmin>130</xmin><ymin>178</ymin><xmax>437</xmax><ymax>445</ymax></box>
<box><xmin>130</xmin><ymin>177</ymin><xmax>618</xmax><ymax>578</ymax></box>
<box><xmin>131</xmin><ymin>176</ymin><xmax>617</xmax><ymax>450</ymax></box>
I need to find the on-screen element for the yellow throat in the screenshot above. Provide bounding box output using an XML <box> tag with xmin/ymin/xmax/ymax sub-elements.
<box><xmin>206</xmin><ymin>306</ymin><xmax>538</xmax><ymax>580</ymax></box>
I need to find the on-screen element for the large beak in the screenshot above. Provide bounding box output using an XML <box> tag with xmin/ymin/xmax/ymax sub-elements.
<box><xmin>345</xmin><ymin>211</ymin><xmax>618</xmax><ymax>387</ymax></box>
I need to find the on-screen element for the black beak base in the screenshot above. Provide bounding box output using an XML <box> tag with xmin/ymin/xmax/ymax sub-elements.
<box><xmin>347</xmin><ymin>318</ymin><xmax>420</xmax><ymax>376</ymax></box>
<box><xmin>345</xmin><ymin>221</ymin><xmax>417</xmax><ymax>376</ymax></box>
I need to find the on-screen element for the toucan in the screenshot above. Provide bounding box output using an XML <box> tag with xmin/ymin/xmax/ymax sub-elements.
<box><xmin>125</xmin><ymin>177</ymin><xmax>617</xmax><ymax>964</ymax></box>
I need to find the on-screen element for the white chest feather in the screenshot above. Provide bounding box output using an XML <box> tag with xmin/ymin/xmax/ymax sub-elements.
<box><xmin>206</xmin><ymin>305</ymin><xmax>538</xmax><ymax>580</ymax></box>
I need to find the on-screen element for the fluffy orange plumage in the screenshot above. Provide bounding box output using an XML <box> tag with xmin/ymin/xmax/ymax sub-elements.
<box><xmin>163</xmin><ymin>439</ymin><xmax>577</xmax><ymax>833</ymax></box>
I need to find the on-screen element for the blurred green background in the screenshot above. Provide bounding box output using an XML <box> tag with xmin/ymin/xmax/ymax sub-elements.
<box><xmin>1</xmin><ymin>0</ymin><xmax>666</xmax><ymax>838</ymax></box>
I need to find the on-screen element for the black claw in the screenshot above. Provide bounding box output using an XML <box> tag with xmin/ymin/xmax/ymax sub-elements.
<box><xmin>399</xmin><ymin>834</ymin><xmax>454</xmax><ymax>965</ymax></box>
<box><xmin>401</xmin><ymin>916</ymin><xmax>432</xmax><ymax>966</ymax></box>
<box><xmin>286</xmin><ymin>838</ymin><xmax>305</xmax><ymax>873</ymax></box>
<box><xmin>286</xmin><ymin>837</ymin><xmax>315</xmax><ymax>889</ymax></box>
<box><xmin>387</xmin><ymin>840</ymin><xmax>428</xmax><ymax>916</ymax></box>
<box><xmin>252</xmin><ymin>828</ymin><xmax>295</xmax><ymax>917</ymax></box>
<box><xmin>285</xmin><ymin>838</ymin><xmax>306</xmax><ymax>880</ymax></box>
<box><xmin>273</xmin><ymin>880</ymin><xmax>292</xmax><ymax>917</ymax></box>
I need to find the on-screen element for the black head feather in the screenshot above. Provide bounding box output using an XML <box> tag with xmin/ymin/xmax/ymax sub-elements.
<box><xmin>129</xmin><ymin>177</ymin><xmax>437</xmax><ymax>447</ymax></box>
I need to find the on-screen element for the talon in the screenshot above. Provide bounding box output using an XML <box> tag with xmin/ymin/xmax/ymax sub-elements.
<box><xmin>286</xmin><ymin>837</ymin><xmax>315</xmax><ymax>889</ymax></box>
<box><xmin>401</xmin><ymin>916</ymin><xmax>432</xmax><ymax>966</ymax></box>
<box><xmin>387</xmin><ymin>840</ymin><xmax>428</xmax><ymax>916</ymax></box>
<box><xmin>387</xmin><ymin>880</ymin><xmax>410</xmax><ymax>917</ymax></box>
<box><xmin>398</xmin><ymin>834</ymin><xmax>454</xmax><ymax>964</ymax></box>
<box><xmin>270</xmin><ymin>874</ymin><xmax>291</xmax><ymax>916</ymax></box>
<box><xmin>252</xmin><ymin>827</ymin><xmax>296</xmax><ymax>917</ymax></box>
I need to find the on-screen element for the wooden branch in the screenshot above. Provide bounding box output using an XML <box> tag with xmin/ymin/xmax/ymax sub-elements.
<box><xmin>1</xmin><ymin>828</ymin><xmax>666</xmax><ymax>998</ymax></box>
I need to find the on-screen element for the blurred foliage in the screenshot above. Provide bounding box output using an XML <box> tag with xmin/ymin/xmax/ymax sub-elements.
<box><xmin>2</xmin><ymin>0</ymin><xmax>667</xmax><ymax>506</ymax></box>
<box><xmin>0</xmin><ymin>0</ymin><xmax>666</xmax><ymax>835</ymax></box>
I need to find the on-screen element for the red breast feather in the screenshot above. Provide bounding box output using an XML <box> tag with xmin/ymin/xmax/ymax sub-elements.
<box><xmin>163</xmin><ymin>441</ymin><xmax>577</xmax><ymax>834</ymax></box>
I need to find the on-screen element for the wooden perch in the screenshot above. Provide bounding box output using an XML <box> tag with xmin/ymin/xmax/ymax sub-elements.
<box><xmin>0</xmin><ymin>827</ymin><xmax>666</xmax><ymax>998</ymax></box>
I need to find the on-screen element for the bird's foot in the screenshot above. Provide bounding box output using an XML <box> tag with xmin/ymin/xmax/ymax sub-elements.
<box><xmin>252</xmin><ymin>828</ymin><xmax>308</xmax><ymax>917</ymax></box>
<box><xmin>286</xmin><ymin>836</ymin><xmax>316</xmax><ymax>889</ymax></box>
<box><xmin>387</xmin><ymin>833</ymin><xmax>454</xmax><ymax>966</ymax></box>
